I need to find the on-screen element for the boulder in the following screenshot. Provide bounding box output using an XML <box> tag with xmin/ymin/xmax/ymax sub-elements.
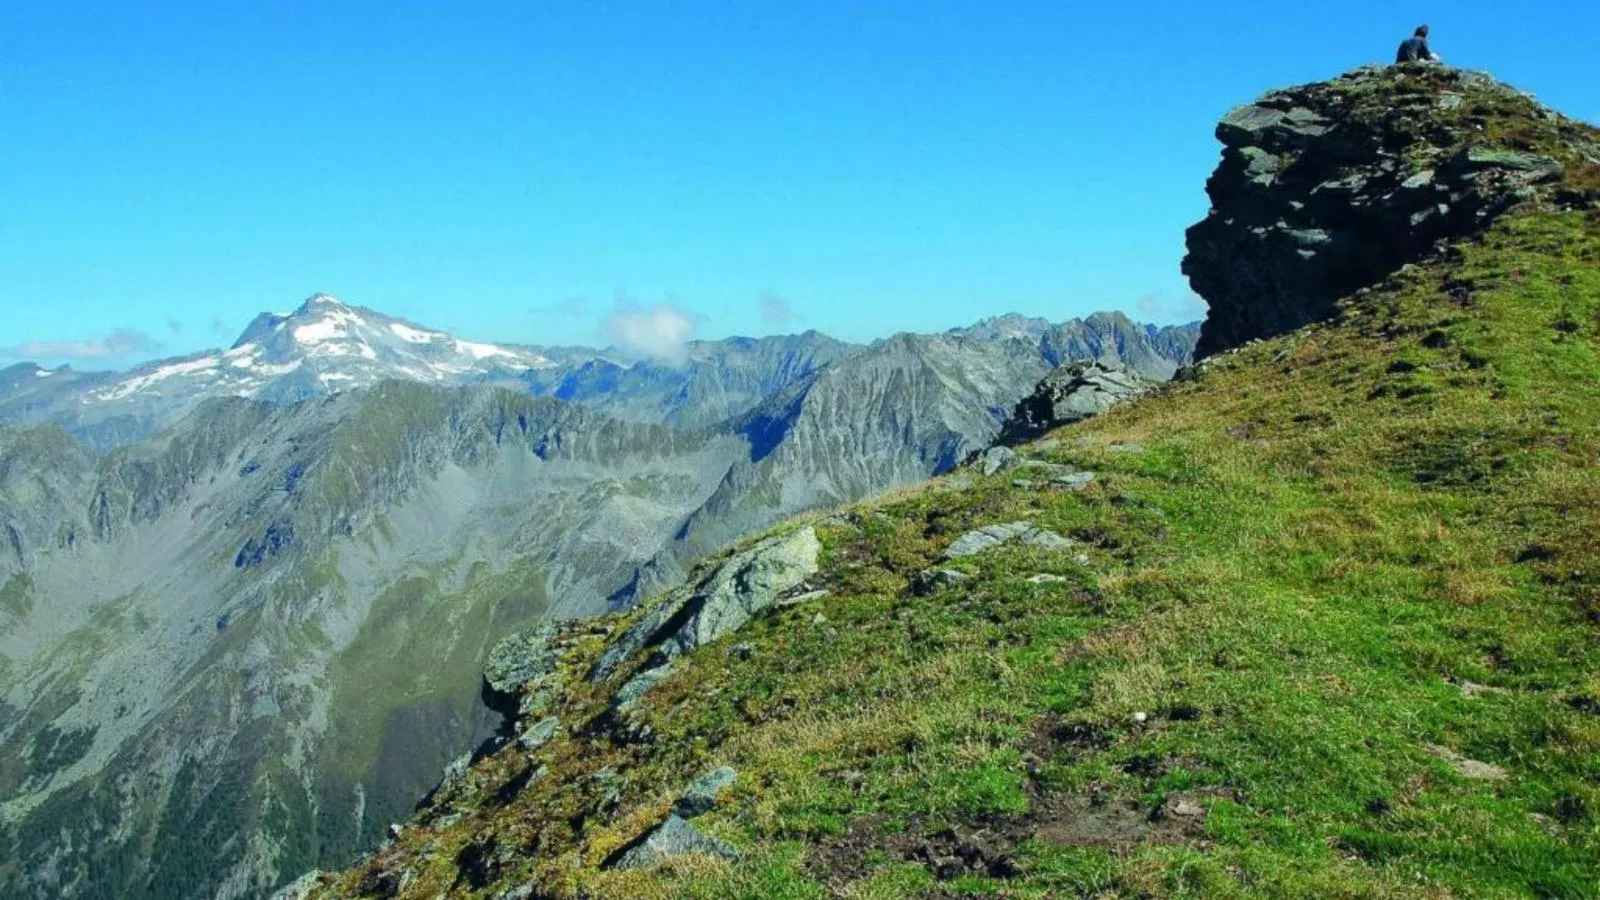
<box><xmin>674</xmin><ymin>765</ymin><xmax>738</xmax><ymax>818</ymax></box>
<box><xmin>607</xmin><ymin>814</ymin><xmax>741</xmax><ymax>871</ymax></box>
<box><xmin>483</xmin><ymin>622</ymin><xmax>559</xmax><ymax>706</ymax></box>
<box><xmin>666</xmin><ymin>527</ymin><xmax>822</xmax><ymax>655</ymax></box>
<box><xmin>588</xmin><ymin>586</ymin><xmax>692</xmax><ymax>683</ymax></box>
<box><xmin>995</xmin><ymin>362</ymin><xmax>1153</xmax><ymax>444</ymax></box>
<box><xmin>1051</xmin><ymin>471</ymin><xmax>1096</xmax><ymax>491</ymax></box>
<box><xmin>614</xmin><ymin>663</ymin><xmax>674</xmax><ymax>713</ymax></box>
<box><xmin>590</xmin><ymin>527</ymin><xmax>821</xmax><ymax>685</ymax></box>
<box><xmin>911</xmin><ymin>568</ymin><xmax>972</xmax><ymax>595</ymax></box>
<box><xmin>519</xmin><ymin>716</ymin><xmax>560</xmax><ymax>751</ymax></box>
<box><xmin>944</xmin><ymin>523</ymin><xmax>1074</xmax><ymax>560</ymax></box>
<box><xmin>978</xmin><ymin>445</ymin><xmax>1021</xmax><ymax>475</ymax></box>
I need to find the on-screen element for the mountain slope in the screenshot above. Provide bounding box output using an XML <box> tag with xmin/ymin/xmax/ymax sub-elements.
<box><xmin>0</xmin><ymin>388</ymin><xmax>750</xmax><ymax>900</ymax></box>
<box><xmin>296</xmin><ymin>66</ymin><xmax>1600</xmax><ymax>899</ymax></box>
<box><xmin>0</xmin><ymin>326</ymin><xmax>1197</xmax><ymax>899</ymax></box>
<box><xmin>517</xmin><ymin>332</ymin><xmax>860</xmax><ymax>430</ymax></box>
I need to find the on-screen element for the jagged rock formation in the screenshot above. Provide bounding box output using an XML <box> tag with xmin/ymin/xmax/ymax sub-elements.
<box><xmin>1185</xmin><ymin>65</ymin><xmax>1600</xmax><ymax>358</ymax></box>
<box><xmin>993</xmin><ymin>361</ymin><xmax>1153</xmax><ymax>446</ymax></box>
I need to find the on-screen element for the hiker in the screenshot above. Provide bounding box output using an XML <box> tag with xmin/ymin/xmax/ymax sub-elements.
<box><xmin>1395</xmin><ymin>25</ymin><xmax>1441</xmax><ymax>64</ymax></box>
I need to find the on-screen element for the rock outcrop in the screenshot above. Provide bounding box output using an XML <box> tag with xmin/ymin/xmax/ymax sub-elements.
<box><xmin>994</xmin><ymin>361</ymin><xmax>1153</xmax><ymax>445</ymax></box>
<box><xmin>605</xmin><ymin>815</ymin><xmax>742</xmax><ymax>871</ymax></box>
<box><xmin>1185</xmin><ymin>64</ymin><xmax>1600</xmax><ymax>358</ymax></box>
<box><xmin>590</xmin><ymin>527</ymin><xmax>822</xmax><ymax>688</ymax></box>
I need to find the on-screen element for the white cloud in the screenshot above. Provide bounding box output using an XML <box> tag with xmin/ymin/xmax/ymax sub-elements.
<box><xmin>1135</xmin><ymin>290</ymin><xmax>1209</xmax><ymax>323</ymax></box>
<box><xmin>2</xmin><ymin>327</ymin><xmax>162</xmax><ymax>361</ymax></box>
<box><xmin>600</xmin><ymin>300</ymin><xmax>698</xmax><ymax>364</ymax></box>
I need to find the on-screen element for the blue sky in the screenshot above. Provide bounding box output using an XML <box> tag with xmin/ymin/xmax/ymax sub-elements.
<box><xmin>3</xmin><ymin>2</ymin><xmax>1597</xmax><ymax>368</ymax></box>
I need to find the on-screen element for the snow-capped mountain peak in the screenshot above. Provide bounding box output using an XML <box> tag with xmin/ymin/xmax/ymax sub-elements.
<box><xmin>82</xmin><ymin>294</ymin><xmax>559</xmax><ymax>413</ymax></box>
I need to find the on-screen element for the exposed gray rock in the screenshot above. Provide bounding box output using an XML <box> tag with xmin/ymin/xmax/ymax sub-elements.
<box><xmin>674</xmin><ymin>765</ymin><xmax>738</xmax><ymax>818</ymax></box>
<box><xmin>519</xmin><ymin>716</ymin><xmax>560</xmax><ymax>751</ymax></box>
<box><xmin>437</xmin><ymin>752</ymin><xmax>472</xmax><ymax>793</ymax></box>
<box><xmin>1165</xmin><ymin>798</ymin><xmax>1207</xmax><ymax>819</ymax></box>
<box><xmin>614</xmin><ymin>663</ymin><xmax>675</xmax><ymax>713</ymax></box>
<box><xmin>589</xmin><ymin>586</ymin><xmax>694</xmax><ymax>683</ymax></box>
<box><xmin>609</xmin><ymin>815</ymin><xmax>742</xmax><ymax>871</ymax></box>
<box><xmin>979</xmin><ymin>445</ymin><xmax>1021</xmax><ymax>475</ymax></box>
<box><xmin>591</xmin><ymin>528</ymin><xmax>821</xmax><ymax>688</ymax></box>
<box><xmin>777</xmin><ymin>589</ymin><xmax>830</xmax><ymax>607</ymax></box>
<box><xmin>1051</xmin><ymin>472</ymin><xmax>1096</xmax><ymax>491</ymax></box>
<box><xmin>483</xmin><ymin>622</ymin><xmax>560</xmax><ymax>706</ymax></box>
<box><xmin>666</xmin><ymin>527</ymin><xmax>821</xmax><ymax>655</ymax></box>
<box><xmin>941</xmin><ymin>473</ymin><xmax>976</xmax><ymax>491</ymax></box>
<box><xmin>1027</xmin><ymin>574</ymin><xmax>1069</xmax><ymax>584</ymax></box>
<box><xmin>1022</xmin><ymin>529</ymin><xmax>1076</xmax><ymax>551</ymax></box>
<box><xmin>994</xmin><ymin>362</ymin><xmax>1154</xmax><ymax>445</ymax></box>
<box><xmin>1014</xmin><ymin>461</ymin><xmax>1076</xmax><ymax>478</ymax></box>
<box><xmin>911</xmin><ymin>568</ymin><xmax>974</xmax><ymax>595</ymax></box>
<box><xmin>944</xmin><ymin>522</ymin><xmax>1074</xmax><ymax>560</ymax></box>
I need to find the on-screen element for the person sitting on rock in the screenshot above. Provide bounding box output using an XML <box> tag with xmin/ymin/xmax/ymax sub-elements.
<box><xmin>1395</xmin><ymin>25</ymin><xmax>1441</xmax><ymax>64</ymax></box>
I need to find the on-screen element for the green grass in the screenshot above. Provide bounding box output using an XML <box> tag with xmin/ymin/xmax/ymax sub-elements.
<box><xmin>312</xmin><ymin>207</ymin><xmax>1600</xmax><ymax>899</ymax></box>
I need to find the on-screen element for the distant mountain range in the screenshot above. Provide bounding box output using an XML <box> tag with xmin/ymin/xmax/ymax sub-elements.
<box><xmin>0</xmin><ymin>295</ymin><xmax>1197</xmax><ymax>899</ymax></box>
<box><xmin>0</xmin><ymin>295</ymin><xmax>1197</xmax><ymax>452</ymax></box>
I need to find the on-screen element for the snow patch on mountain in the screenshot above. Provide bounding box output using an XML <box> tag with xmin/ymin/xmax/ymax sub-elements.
<box><xmin>455</xmin><ymin>339</ymin><xmax>517</xmax><ymax>361</ymax></box>
<box><xmin>92</xmin><ymin>355</ymin><xmax>224</xmax><ymax>402</ymax></box>
<box><xmin>293</xmin><ymin>307</ymin><xmax>364</xmax><ymax>344</ymax></box>
<box><xmin>390</xmin><ymin>322</ymin><xmax>442</xmax><ymax>343</ymax></box>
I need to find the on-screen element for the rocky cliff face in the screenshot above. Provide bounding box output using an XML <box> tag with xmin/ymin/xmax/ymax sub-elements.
<box><xmin>1185</xmin><ymin>64</ymin><xmax>1600</xmax><ymax>358</ymax></box>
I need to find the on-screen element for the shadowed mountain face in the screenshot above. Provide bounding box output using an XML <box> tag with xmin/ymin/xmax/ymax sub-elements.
<box><xmin>0</xmin><ymin>303</ymin><xmax>1196</xmax><ymax>899</ymax></box>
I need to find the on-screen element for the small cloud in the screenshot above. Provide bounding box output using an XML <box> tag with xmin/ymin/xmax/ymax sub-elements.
<box><xmin>599</xmin><ymin>299</ymin><xmax>699</xmax><ymax>365</ymax></box>
<box><xmin>531</xmin><ymin>297</ymin><xmax>592</xmax><ymax>320</ymax></box>
<box><xmin>165</xmin><ymin>316</ymin><xmax>185</xmax><ymax>335</ymax></box>
<box><xmin>209</xmin><ymin>317</ymin><xmax>233</xmax><ymax>337</ymax></box>
<box><xmin>1</xmin><ymin>327</ymin><xmax>163</xmax><ymax>362</ymax></box>
<box><xmin>759</xmin><ymin>291</ymin><xmax>796</xmax><ymax>325</ymax></box>
<box><xmin>1134</xmin><ymin>290</ymin><xmax>1208</xmax><ymax>323</ymax></box>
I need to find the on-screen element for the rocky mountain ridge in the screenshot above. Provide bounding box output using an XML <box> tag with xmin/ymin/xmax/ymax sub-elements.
<box><xmin>1</xmin><ymin>299</ymin><xmax>1198</xmax><ymax>452</ymax></box>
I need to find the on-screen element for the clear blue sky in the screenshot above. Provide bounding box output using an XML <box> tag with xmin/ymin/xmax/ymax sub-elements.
<box><xmin>3</xmin><ymin>2</ymin><xmax>1596</xmax><ymax>368</ymax></box>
